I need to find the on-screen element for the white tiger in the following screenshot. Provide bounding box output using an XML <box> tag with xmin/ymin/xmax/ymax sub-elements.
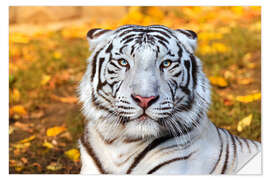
<box><xmin>78</xmin><ymin>25</ymin><xmax>261</xmax><ymax>174</ymax></box>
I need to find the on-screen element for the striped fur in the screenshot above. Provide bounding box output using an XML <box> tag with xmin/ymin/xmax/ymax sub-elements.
<box><xmin>78</xmin><ymin>25</ymin><xmax>261</xmax><ymax>174</ymax></box>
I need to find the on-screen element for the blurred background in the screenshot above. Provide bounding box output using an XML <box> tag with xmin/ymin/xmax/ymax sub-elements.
<box><xmin>9</xmin><ymin>6</ymin><xmax>261</xmax><ymax>174</ymax></box>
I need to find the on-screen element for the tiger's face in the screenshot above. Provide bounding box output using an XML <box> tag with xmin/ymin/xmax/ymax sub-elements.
<box><xmin>79</xmin><ymin>25</ymin><xmax>210</xmax><ymax>139</ymax></box>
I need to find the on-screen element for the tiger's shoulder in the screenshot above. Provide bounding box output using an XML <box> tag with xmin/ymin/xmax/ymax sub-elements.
<box><xmin>211</xmin><ymin>127</ymin><xmax>261</xmax><ymax>174</ymax></box>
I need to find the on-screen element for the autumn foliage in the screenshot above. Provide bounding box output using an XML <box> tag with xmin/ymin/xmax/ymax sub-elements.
<box><xmin>9</xmin><ymin>6</ymin><xmax>261</xmax><ymax>174</ymax></box>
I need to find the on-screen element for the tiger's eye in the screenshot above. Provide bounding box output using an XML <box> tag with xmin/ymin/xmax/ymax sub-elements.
<box><xmin>161</xmin><ymin>60</ymin><xmax>172</xmax><ymax>68</ymax></box>
<box><xmin>118</xmin><ymin>59</ymin><xmax>129</xmax><ymax>67</ymax></box>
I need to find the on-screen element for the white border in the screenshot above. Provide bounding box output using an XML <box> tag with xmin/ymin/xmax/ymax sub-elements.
<box><xmin>2</xmin><ymin>0</ymin><xmax>269</xmax><ymax>180</ymax></box>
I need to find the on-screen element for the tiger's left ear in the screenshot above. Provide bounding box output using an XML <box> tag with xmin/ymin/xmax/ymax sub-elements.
<box><xmin>86</xmin><ymin>28</ymin><xmax>113</xmax><ymax>51</ymax></box>
<box><xmin>174</xmin><ymin>29</ymin><xmax>197</xmax><ymax>53</ymax></box>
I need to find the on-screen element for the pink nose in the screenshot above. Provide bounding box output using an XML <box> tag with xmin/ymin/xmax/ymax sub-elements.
<box><xmin>131</xmin><ymin>95</ymin><xmax>159</xmax><ymax>109</ymax></box>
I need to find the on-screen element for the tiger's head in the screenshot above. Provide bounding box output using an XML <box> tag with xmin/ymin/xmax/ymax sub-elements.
<box><xmin>79</xmin><ymin>25</ymin><xmax>211</xmax><ymax>140</ymax></box>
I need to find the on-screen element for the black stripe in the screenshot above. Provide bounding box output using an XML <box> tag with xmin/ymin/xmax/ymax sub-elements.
<box><xmin>97</xmin><ymin>57</ymin><xmax>106</xmax><ymax>90</ymax></box>
<box><xmin>250</xmin><ymin>140</ymin><xmax>259</xmax><ymax>150</ymax></box>
<box><xmin>190</xmin><ymin>54</ymin><xmax>198</xmax><ymax>88</ymax></box>
<box><xmin>123</xmin><ymin>38</ymin><xmax>135</xmax><ymax>44</ymax></box>
<box><xmin>96</xmin><ymin>129</ymin><xmax>117</xmax><ymax>144</ymax></box>
<box><xmin>117</xmin><ymin>105</ymin><xmax>134</xmax><ymax>110</ymax></box>
<box><xmin>120</xmin><ymin>100</ymin><xmax>131</xmax><ymax>104</ymax></box>
<box><xmin>126</xmin><ymin>135</ymin><xmax>173</xmax><ymax>174</ymax></box>
<box><xmin>154</xmin><ymin>107</ymin><xmax>172</xmax><ymax>111</ymax></box>
<box><xmin>90</xmin><ymin>48</ymin><xmax>103</xmax><ymax>81</ymax></box>
<box><xmin>113</xmin><ymin>80</ymin><xmax>123</xmax><ymax>97</ymax></box>
<box><xmin>130</xmin><ymin>44</ymin><xmax>136</xmax><ymax>56</ymax></box>
<box><xmin>221</xmin><ymin>129</ymin><xmax>230</xmax><ymax>174</ymax></box>
<box><xmin>167</xmin><ymin>82</ymin><xmax>175</xmax><ymax>98</ymax></box>
<box><xmin>115</xmin><ymin>25</ymin><xmax>134</xmax><ymax>34</ymax></box>
<box><xmin>184</xmin><ymin>60</ymin><xmax>191</xmax><ymax>88</ymax></box>
<box><xmin>105</xmin><ymin>43</ymin><xmax>113</xmax><ymax>53</ymax></box>
<box><xmin>158</xmin><ymin>40</ymin><xmax>168</xmax><ymax>49</ymax></box>
<box><xmin>80</xmin><ymin>132</ymin><xmax>108</xmax><ymax>174</ymax></box>
<box><xmin>228</xmin><ymin>131</ymin><xmax>237</xmax><ymax>169</ymax></box>
<box><xmin>107</xmin><ymin>69</ymin><xmax>117</xmax><ymax>75</ymax></box>
<box><xmin>109</xmin><ymin>61</ymin><xmax>121</xmax><ymax>70</ymax></box>
<box><xmin>210</xmin><ymin>127</ymin><xmax>224</xmax><ymax>174</ymax></box>
<box><xmin>153</xmin><ymin>35</ymin><xmax>169</xmax><ymax>44</ymax></box>
<box><xmin>177</xmin><ymin>43</ymin><xmax>183</xmax><ymax>60</ymax></box>
<box><xmin>172</xmin><ymin>70</ymin><xmax>182</xmax><ymax>77</ymax></box>
<box><xmin>119</xmin><ymin>45</ymin><xmax>127</xmax><ymax>54</ymax></box>
<box><xmin>169</xmin><ymin>64</ymin><xmax>180</xmax><ymax>72</ymax></box>
<box><xmin>243</xmin><ymin>139</ymin><xmax>251</xmax><ymax>153</ymax></box>
<box><xmin>123</xmin><ymin>137</ymin><xmax>143</xmax><ymax>143</ymax></box>
<box><xmin>91</xmin><ymin>92</ymin><xmax>114</xmax><ymax>114</ymax></box>
<box><xmin>120</xmin><ymin>34</ymin><xmax>136</xmax><ymax>43</ymax></box>
<box><xmin>147</xmin><ymin>152</ymin><xmax>194</xmax><ymax>174</ymax></box>
<box><xmin>235</xmin><ymin>136</ymin><xmax>243</xmax><ymax>152</ymax></box>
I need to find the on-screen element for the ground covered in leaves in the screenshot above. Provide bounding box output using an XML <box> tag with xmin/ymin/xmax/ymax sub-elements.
<box><xmin>9</xmin><ymin>7</ymin><xmax>261</xmax><ymax>174</ymax></box>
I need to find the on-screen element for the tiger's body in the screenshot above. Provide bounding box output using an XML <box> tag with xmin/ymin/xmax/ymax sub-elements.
<box><xmin>78</xmin><ymin>25</ymin><xmax>261</xmax><ymax>174</ymax></box>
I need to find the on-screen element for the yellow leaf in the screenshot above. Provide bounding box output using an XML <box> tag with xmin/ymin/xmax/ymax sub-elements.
<box><xmin>236</xmin><ymin>93</ymin><xmax>261</xmax><ymax>103</ymax></box>
<box><xmin>9</xmin><ymin>126</ymin><xmax>15</xmax><ymax>135</ymax></box>
<box><xmin>237</xmin><ymin>114</ymin><xmax>253</xmax><ymax>132</ymax></box>
<box><xmin>46</xmin><ymin>162</ymin><xmax>62</xmax><ymax>171</ymax></box>
<box><xmin>12</xmin><ymin>142</ymin><xmax>31</xmax><ymax>149</ymax></box>
<box><xmin>10</xmin><ymin>105</ymin><xmax>27</xmax><ymax>117</ymax></box>
<box><xmin>65</xmin><ymin>149</ymin><xmax>80</xmax><ymax>162</ymax></box>
<box><xmin>43</xmin><ymin>140</ymin><xmax>54</xmax><ymax>149</ymax></box>
<box><xmin>41</xmin><ymin>74</ymin><xmax>51</xmax><ymax>85</ymax></box>
<box><xmin>46</xmin><ymin>126</ymin><xmax>66</xmax><ymax>137</ymax></box>
<box><xmin>10</xmin><ymin>32</ymin><xmax>30</xmax><ymax>44</ymax></box>
<box><xmin>11</xmin><ymin>89</ymin><xmax>21</xmax><ymax>102</ymax></box>
<box><xmin>53</xmin><ymin>51</ymin><xmax>62</xmax><ymax>59</ymax></box>
<box><xmin>19</xmin><ymin>135</ymin><xmax>36</xmax><ymax>144</ymax></box>
<box><xmin>209</xmin><ymin>76</ymin><xmax>228</xmax><ymax>87</ymax></box>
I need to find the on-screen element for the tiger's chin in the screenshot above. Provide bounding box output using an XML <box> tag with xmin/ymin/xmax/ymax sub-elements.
<box><xmin>124</xmin><ymin>116</ymin><xmax>165</xmax><ymax>139</ymax></box>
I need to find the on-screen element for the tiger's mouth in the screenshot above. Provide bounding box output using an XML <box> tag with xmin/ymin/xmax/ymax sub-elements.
<box><xmin>137</xmin><ymin>113</ymin><xmax>149</xmax><ymax>121</ymax></box>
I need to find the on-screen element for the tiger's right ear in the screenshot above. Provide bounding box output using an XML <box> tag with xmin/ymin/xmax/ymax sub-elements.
<box><xmin>86</xmin><ymin>28</ymin><xmax>113</xmax><ymax>51</ymax></box>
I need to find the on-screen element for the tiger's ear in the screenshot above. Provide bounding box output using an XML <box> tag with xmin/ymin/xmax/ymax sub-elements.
<box><xmin>86</xmin><ymin>28</ymin><xmax>113</xmax><ymax>51</ymax></box>
<box><xmin>174</xmin><ymin>29</ymin><xmax>197</xmax><ymax>53</ymax></box>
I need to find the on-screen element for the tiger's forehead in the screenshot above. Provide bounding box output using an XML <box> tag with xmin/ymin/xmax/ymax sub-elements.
<box><xmin>112</xmin><ymin>26</ymin><xmax>181</xmax><ymax>60</ymax></box>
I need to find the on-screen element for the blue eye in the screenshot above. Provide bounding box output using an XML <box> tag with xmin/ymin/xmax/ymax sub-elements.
<box><xmin>118</xmin><ymin>59</ymin><xmax>129</xmax><ymax>67</ymax></box>
<box><xmin>161</xmin><ymin>60</ymin><xmax>172</xmax><ymax>68</ymax></box>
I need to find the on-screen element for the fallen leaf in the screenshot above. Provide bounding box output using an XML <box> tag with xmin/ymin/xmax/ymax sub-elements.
<box><xmin>11</xmin><ymin>89</ymin><xmax>20</xmax><ymax>102</ymax></box>
<box><xmin>237</xmin><ymin>114</ymin><xmax>253</xmax><ymax>132</ymax></box>
<box><xmin>12</xmin><ymin>142</ymin><xmax>31</xmax><ymax>149</ymax></box>
<box><xmin>242</xmin><ymin>53</ymin><xmax>252</xmax><ymax>62</ymax></box>
<box><xmin>236</xmin><ymin>93</ymin><xmax>261</xmax><ymax>103</ymax></box>
<box><xmin>14</xmin><ymin>122</ymin><xmax>33</xmax><ymax>133</ymax></box>
<box><xmin>9</xmin><ymin>126</ymin><xmax>15</xmax><ymax>135</ymax></box>
<box><xmin>41</xmin><ymin>74</ymin><xmax>51</xmax><ymax>85</ymax></box>
<box><xmin>43</xmin><ymin>140</ymin><xmax>54</xmax><ymax>149</ymax></box>
<box><xmin>53</xmin><ymin>51</ymin><xmax>62</xmax><ymax>59</ymax></box>
<box><xmin>30</xmin><ymin>110</ymin><xmax>45</xmax><ymax>119</ymax></box>
<box><xmin>209</xmin><ymin>76</ymin><xmax>228</xmax><ymax>88</ymax></box>
<box><xmin>50</xmin><ymin>94</ymin><xmax>77</xmax><ymax>104</ymax></box>
<box><xmin>46</xmin><ymin>126</ymin><xmax>66</xmax><ymax>137</ymax></box>
<box><xmin>65</xmin><ymin>149</ymin><xmax>80</xmax><ymax>162</ymax></box>
<box><xmin>18</xmin><ymin>135</ymin><xmax>36</xmax><ymax>144</ymax></box>
<box><xmin>237</xmin><ymin>78</ymin><xmax>253</xmax><ymax>85</ymax></box>
<box><xmin>46</xmin><ymin>162</ymin><xmax>63</xmax><ymax>171</ymax></box>
<box><xmin>21</xmin><ymin>157</ymin><xmax>28</xmax><ymax>164</ymax></box>
<box><xmin>10</xmin><ymin>105</ymin><xmax>27</xmax><ymax>118</ymax></box>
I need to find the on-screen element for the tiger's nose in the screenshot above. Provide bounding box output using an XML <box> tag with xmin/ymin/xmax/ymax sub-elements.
<box><xmin>131</xmin><ymin>94</ymin><xmax>159</xmax><ymax>109</ymax></box>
